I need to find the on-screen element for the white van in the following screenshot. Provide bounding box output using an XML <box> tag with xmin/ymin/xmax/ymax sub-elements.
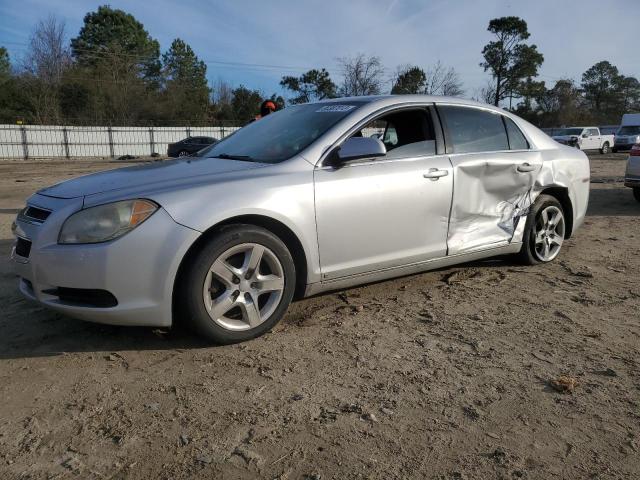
<box><xmin>614</xmin><ymin>114</ymin><xmax>640</xmax><ymax>152</ymax></box>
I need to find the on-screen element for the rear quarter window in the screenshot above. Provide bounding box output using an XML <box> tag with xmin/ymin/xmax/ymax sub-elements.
<box><xmin>504</xmin><ymin>117</ymin><xmax>529</xmax><ymax>150</ymax></box>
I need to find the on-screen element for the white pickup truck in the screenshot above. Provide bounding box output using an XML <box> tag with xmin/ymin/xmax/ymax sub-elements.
<box><xmin>551</xmin><ymin>127</ymin><xmax>614</xmax><ymax>154</ymax></box>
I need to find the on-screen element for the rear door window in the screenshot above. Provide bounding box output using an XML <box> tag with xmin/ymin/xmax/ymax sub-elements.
<box><xmin>439</xmin><ymin>106</ymin><xmax>509</xmax><ymax>154</ymax></box>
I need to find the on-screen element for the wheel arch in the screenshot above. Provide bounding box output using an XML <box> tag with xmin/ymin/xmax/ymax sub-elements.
<box><xmin>173</xmin><ymin>214</ymin><xmax>309</xmax><ymax>312</ymax></box>
<box><xmin>539</xmin><ymin>186</ymin><xmax>574</xmax><ymax>238</ymax></box>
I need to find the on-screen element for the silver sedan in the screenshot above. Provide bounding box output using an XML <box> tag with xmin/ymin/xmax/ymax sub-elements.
<box><xmin>11</xmin><ymin>95</ymin><xmax>590</xmax><ymax>343</ymax></box>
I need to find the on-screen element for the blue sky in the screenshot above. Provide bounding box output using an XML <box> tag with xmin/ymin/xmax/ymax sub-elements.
<box><xmin>1</xmin><ymin>0</ymin><xmax>638</xmax><ymax>100</ymax></box>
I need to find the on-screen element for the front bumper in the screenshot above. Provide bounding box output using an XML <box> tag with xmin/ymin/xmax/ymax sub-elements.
<box><xmin>11</xmin><ymin>194</ymin><xmax>200</xmax><ymax>327</ymax></box>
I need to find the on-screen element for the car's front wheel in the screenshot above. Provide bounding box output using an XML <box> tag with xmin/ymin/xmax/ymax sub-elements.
<box><xmin>178</xmin><ymin>225</ymin><xmax>296</xmax><ymax>344</ymax></box>
<box><xmin>518</xmin><ymin>194</ymin><xmax>566</xmax><ymax>265</ymax></box>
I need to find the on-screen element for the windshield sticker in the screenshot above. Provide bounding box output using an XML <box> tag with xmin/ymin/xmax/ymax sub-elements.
<box><xmin>316</xmin><ymin>105</ymin><xmax>356</xmax><ymax>113</ymax></box>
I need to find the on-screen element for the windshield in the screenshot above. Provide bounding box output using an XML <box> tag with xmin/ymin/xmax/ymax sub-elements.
<box><xmin>555</xmin><ymin>128</ymin><xmax>583</xmax><ymax>136</ymax></box>
<box><xmin>196</xmin><ymin>102</ymin><xmax>365</xmax><ymax>163</ymax></box>
<box><xmin>618</xmin><ymin>126</ymin><xmax>640</xmax><ymax>135</ymax></box>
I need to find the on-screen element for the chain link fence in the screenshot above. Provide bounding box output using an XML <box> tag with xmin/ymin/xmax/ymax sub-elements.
<box><xmin>0</xmin><ymin>125</ymin><xmax>241</xmax><ymax>159</ymax></box>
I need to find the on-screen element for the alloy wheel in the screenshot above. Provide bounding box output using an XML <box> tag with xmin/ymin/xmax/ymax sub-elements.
<box><xmin>202</xmin><ymin>243</ymin><xmax>285</xmax><ymax>331</ymax></box>
<box><xmin>533</xmin><ymin>205</ymin><xmax>565</xmax><ymax>262</ymax></box>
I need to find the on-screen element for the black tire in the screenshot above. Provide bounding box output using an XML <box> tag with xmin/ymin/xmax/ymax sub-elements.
<box><xmin>600</xmin><ymin>142</ymin><xmax>610</xmax><ymax>154</ymax></box>
<box><xmin>177</xmin><ymin>225</ymin><xmax>296</xmax><ymax>344</ymax></box>
<box><xmin>633</xmin><ymin>188</ymin><xmax>640</xmax><ymax>203</ymax></box>
<box><xmin>517</xmin><ymin>194</ymin><xmax>566</xmax><ymax>265</ymax></box>
<box><xmin>178</xmin><ymin>150</ymin><xmax>189</xmax><ymax>157</ymax></box>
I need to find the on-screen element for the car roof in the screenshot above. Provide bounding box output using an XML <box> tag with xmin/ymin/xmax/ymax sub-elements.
<box><xmin>313</xmin><ymin>94</ymin><xmax>559</xmax><ymax>151</ymax></box>
<box><xmin>317</xmin><ymin>94</ymin><xmax>498</xmax><ymax>111</ymax></box>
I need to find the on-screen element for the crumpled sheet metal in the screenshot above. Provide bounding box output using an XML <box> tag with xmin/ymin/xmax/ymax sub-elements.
<box><xmin>447</xmin><ymin>156</ymin><xmax>544</xmax><ymax>255</ymax></box>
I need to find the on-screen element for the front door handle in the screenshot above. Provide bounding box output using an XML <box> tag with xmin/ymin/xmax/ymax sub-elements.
<box><xmin>517</xmin><ymin>163</ymin><xmax>536</xmax><ymax>173</ymax></box>
<box><xmin>423</xmin><ymin>168</ymin><xmax>449</xmax><ymax>180</ymax></box>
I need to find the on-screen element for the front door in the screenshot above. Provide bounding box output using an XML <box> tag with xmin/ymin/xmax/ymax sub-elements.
<box><xmin>585</xmin><ymin>128</ymin><xmax>600</xmax><ymax>150</ymax></box>
<box><xmin>314</xmin><ymin>108</ymin><xmax>453</xmax><ymax>281</ymax></box>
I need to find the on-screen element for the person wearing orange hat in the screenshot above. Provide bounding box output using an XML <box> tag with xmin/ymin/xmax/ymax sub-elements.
<box><xmin>255</xmin><ymin>100</ymin><xmax>277</xmax><ymax>121</ymax></box>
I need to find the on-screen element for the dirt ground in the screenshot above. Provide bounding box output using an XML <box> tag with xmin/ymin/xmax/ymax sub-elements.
<box><xmin>0</xmin><ymin>153</ymin><xmax>638</xmax><ymax>480</ymax></box>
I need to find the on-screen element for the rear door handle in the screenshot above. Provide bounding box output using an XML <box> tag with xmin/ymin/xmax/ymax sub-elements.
<box><xmin>423</xmin><ymin>168</ymin><xmax>449</xmax><ymax>180</ymax></box>
<box><xmin>517</xmin><ymin>163</ymin><xmax>536</xmax><ymax>173</ymax></box>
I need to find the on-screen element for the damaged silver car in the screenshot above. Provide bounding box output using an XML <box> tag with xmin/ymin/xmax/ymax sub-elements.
<box><xmin>11</xmin><ymin>95</ymin><xmax>590</xmax><ymax>343</ymax></box>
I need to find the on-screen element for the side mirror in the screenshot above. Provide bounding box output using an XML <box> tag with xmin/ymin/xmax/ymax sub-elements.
<box><xmin>332</xmin><ymin>137</ymin><xmax>386</xmax><ymax>165</ymax></box>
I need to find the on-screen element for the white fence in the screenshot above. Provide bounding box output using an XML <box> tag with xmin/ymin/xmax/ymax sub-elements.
<box><xmin>0</xmin><ymin>125</ymin><xmax>241</xmax><ymax>159</ymax></box>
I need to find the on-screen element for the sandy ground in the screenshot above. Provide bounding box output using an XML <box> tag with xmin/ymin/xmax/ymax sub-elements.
<box><xmin>0</xmin><ymin>154</ymin><xmax>638</xmax><ymax>480</ymax></box>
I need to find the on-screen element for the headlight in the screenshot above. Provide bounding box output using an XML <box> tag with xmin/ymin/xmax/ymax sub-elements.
<box><xmin>58</xmin><ymin>199</ymin><xmax>158</xmax><ymax>244</ymax></box>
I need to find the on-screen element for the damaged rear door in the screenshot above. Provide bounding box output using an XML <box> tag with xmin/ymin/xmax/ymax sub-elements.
<box><xmin>437</xmin><ymin>105</ymin><xmax>541</xmax><ymax>255</ymax></box>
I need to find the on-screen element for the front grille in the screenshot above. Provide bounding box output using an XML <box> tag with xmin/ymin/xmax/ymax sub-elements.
<box><xmin>15</xmin><ymin>237</ymin><xmax>32</xmax><ymax>258</ymax></box>
<box><xmin>41</xmin><ymin>287</ymin><xmax>118</xmax><ymax>308</ymax></box>
<box><xmin>19</xmin><ymin>205</ymin><xmax>51</xmax><ymax>224</ymax></box>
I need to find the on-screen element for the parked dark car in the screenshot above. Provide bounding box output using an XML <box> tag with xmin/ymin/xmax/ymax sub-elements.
<box><xmin>167</xmin><ymin>136</ymin><xmax>217</xmax><ymax>157</ymax></box>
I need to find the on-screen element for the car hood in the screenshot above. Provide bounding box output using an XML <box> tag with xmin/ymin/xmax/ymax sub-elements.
<box><xmin>38</xmin><ymin>157</ymin><xmax>267</xmax><ymax>199</ymax></box>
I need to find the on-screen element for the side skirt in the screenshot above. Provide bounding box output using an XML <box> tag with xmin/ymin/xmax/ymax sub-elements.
<box><xmin>304</xmin><ymin>242</ymin><xmax>522</xmax><ymax>297</ymax></box>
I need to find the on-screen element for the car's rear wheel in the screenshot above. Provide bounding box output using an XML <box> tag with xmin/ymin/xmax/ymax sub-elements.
<box><xmin>518</xmin><ymin>194</ymin><xmax>566</xmax><ymax>265</ymax></box>
<box><xmin>600</xmin><ymin>142</ymin><xmax>610</xmax><ymax>154</ymax></box>
<box><xmin>178</xmin><ymin>225</ymin><xmax>296</xmax><ymax>344</ymax></box>
<box><xmin>633</xmin><ymin>187</ymin><xmax>640</xmax><ymax>203</ymax></box>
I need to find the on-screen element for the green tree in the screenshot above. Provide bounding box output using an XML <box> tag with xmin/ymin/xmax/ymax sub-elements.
<box><xmin>617</xmin><ymin>75</ymin><xmax>640</xmax><ymax>113</ymax></box>
<box><xmin>481</xmin><ymin>16</ymin><xmax>544</xmax><ymax>106</ymax></box>
<box><xmin>231</xmin><ymin>85</ymin><xmax>262</xmax><ymax>124</ymax></box>
<box><xmin>58</xmin><ymin>80</ymin><xmax>91</xmax><ymax>121</ymax></box>
<box><xmin>67</xmin><ymin>6</ymin><xmax>163</xmax><ymax>124</ymax></box>
<box><xmin>580</xmin><ymin>62</ymin><xmax>640</xmax><ymax>120</ymax></box>
<box><xmin>0</xmin><ymin>48</ymin><xmax>34</xmax><ymax>123</ymax></box>
<box><xmin>70</xmin><ymin>5</ymin><xmax>161</xmax><ymax>82</ymax></box>
<box><xmin>0</xmin><ymin>47</ymin><xmax>10</xmax><ymax>80</ymax></box>
<box><xmin>530</xmin><ymin>79</ymin><xmax>590</xmax><ymax>127</ymax></box>
<box><xmin>581</xmin><ymin>61</ymin><xmax>619</xmax><ymax>113</ymax></box>
<box><xmin>511</xmin><ymin>77</ymin><xmax>546</xmax><ymax>118</ymax></box>
<box><xmin>161</xmin><ymin>38</ymin><xmax>210</xmax><ymax>123</ymax></box>
<box><xmin>280</xmin><ymin>68</ymin><xmax>337</xmax><ymax>104</ymax></box>
<box><xmin>391</xmin><ymin>66</ymin><xmax>426</xmax><ymax>94</ymax></box>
